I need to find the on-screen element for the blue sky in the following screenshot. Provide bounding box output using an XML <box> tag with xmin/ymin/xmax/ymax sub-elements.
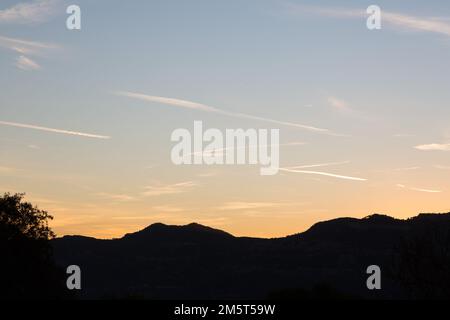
<box><xmin>1</xmin><ymin>0</ymin><xmax>450</xmax><ymax>238</ymax></box>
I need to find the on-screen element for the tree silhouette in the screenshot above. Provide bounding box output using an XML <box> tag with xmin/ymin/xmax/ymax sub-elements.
<box><xmin>392</xmin><ymin>220</ymin><xmax>450</xmax><ymax>299</ymax></box>
<box><xmin>0</xmin><ymin>193</ymin><xmax>68</xmax><ymax>299</ymax></box>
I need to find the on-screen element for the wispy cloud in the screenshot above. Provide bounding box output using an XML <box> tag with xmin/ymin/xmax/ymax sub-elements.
<box><xmin>142</xmin><ymin>181</ymin><xmax>198</xmax><ymax>197</ymax></box>
<box><xmin>383</xmin><ymin>12</ymin><xmax>450</xmax><ymax>37</ymax></box>
<box><xmin>95</xmin><ymin>193</ymin><xmax>137</xmax><ymax>202</ymax></box>
<box><xmin>0</xmin><ymin>35</ymin><xmax>59</xmax><ymax>54</ymax></box>
<box><xmin>0</xmin><ymin>35</ymin><xmax>59</xmax><ymax>70</ymax></box>
<box><xmin>393</xmin><ymin>166</ymin><xmax>420</xmax><ymax>171</ymax></box>
<box><xmin>191</xmin><ymin>142</ymin><xmax>305</xmax><ymax>158</ymax></box>
<box><xmin>327</xmin><ymin>96</ymin><xmax>350</xmax><ymax>112</ymax></box>
<box><xmin>151</xmin><ymin>205</ymin><xmax>185</xmax><ymax>213</ymax></box>
<box><xmin>327</xmin><ymin>95</ymin><xmax>373</xmax><ymax>121</ymax></box>
<box><xmin>197</xmin><ymin>171</ymin><xmax>218</xmax><ymax>178</ymax></box>
<box><xmin>97</xmin><ymin>184</ymin><xmax>199</xmax><ymax>203</ymax></box>
<box><xmin>415</xmin><ymin>143</ymin><xmax>450</xmax><ymax>151</ymax></box>
<box><xmin>115</xmin><ymin>91</ymin><xmax>337</xmax><ymax>135</ymax></box>
<box><xmin>394</xmin><ymin>133</ymin><xmax>415</xmax><ymax>138</ymax></box>
<box><xmin>410</xmin><ymin>187</ymin><xmax>442</xmax><ymax>193</ymax></box>
<box><xmin>15</xmin><ymin>55</ymin><xmax>41</xmax><ymax>70</ymax></box>
<box><xmin>396</xmin><ymin>184</ymin><xmax>442</xmax><ymax>193</ymax></box>
<box><xmin>286</xmin><ymin>160</ymin><xmax>350</xmax><ymax>170</ymax></box>
<box><xmin>0</xmin><ymin>0</ymin><xmax>59</xmax><ymax>24</ymax></box>
<box><xmin>111</xmin><ymin>216</ymin><xmax>155</xmax><ymax>221</ymax></box>
<box><xmin>288</xmin><ymin>4</ymin><xmax>450</xmax><ymax>37</ymax></box>
<box><xmin>115</xmin><ymin>92</ymin><xmax>216</xmax><ymax>112</ymax></box>
<box><xmin>217</xmin><ymin>202</ymin><xmax>279</xmax><ymax>211</ymax></box>
<box><xmin>434</xmin><ymin>164</ymin><xmax>450</xmax><ymax>170</ymax></box>
<box><xmin>280</xmin><ymin>167</ymin><xmax>367</xmax><ymax>181</ymax></box>
<box><xmin>0</xmin><ymin>120</ymin><xmax>111</xmax><ymax>139</ymax></box>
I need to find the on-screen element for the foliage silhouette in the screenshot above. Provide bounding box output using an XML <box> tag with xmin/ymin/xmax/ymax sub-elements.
<box><xmin>392</xmin><ymin>215</ymin><xmax>450</xmax><ymax>299</ymax></box>
<box><xmin>0</xmin><ymin>193</ymin><xmax>68</xmax><ymax>299</ymax></box>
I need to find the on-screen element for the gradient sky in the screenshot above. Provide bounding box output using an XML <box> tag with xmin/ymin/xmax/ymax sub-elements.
<box><xmin>1</xmin><ymin>0</ymin><xmax>450</xmax><ymax>238</ymax></box>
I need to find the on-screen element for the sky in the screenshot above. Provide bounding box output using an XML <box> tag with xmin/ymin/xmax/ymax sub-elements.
<box><xmin>1</xmin><ymin>0</ymin><xmax>450</xmax><ymax>238</ymax></box>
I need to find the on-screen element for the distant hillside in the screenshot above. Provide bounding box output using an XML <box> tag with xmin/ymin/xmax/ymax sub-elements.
<box><xmin>52</xmin><ymin>213</ymin><xmax>450</xmax><ymax>299</ymax></box>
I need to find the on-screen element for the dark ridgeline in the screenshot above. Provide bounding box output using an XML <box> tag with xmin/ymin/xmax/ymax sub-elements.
<box><xmin>52</xmin><ymin>213</ymin><xmax>450</xmax><ymax>300</ymax></box>
<box><xmin>2</xmin><ymin>192</ymin><xmax>450</xmax><ymax>299</ymax></box>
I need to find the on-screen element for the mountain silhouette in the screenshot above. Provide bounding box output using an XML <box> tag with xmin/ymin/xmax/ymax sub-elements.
<box><xmin>122</xmin><ymin>222</ymin><xmax>234</xmax><ymax>242</ymax></box>
<box><xmin>52</xmin><ymin>213</ymin><xmax>450</xmax><ymax>299</ymax></box>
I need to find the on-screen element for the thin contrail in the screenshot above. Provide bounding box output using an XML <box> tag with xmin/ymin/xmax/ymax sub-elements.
<box><xmin>397</xmin><ymin>184</ymin><xmax>442</xmax><ymax>193</ymax></box>
<box><xmin>286</xmin><ymin>160</ymin><xmax>350</xmax><ymax>169</ymax></box>
<box><xmin>279</xmin><ymin>168</ymin><xmax>367</xmax><ymax>181</ymax></box>
<box><xmin>0</xmin><ymin>120</ymin><xmax>111</xmax><ymax>139</ymax></box>
<box><xmin>410</xmin><ymin>187</ymin><xmax>442</xmax><ymax>193</ymax></box>
<box><xmin>115</xmin><ymin>91</ymin><xmax>338</xmax><ymax>135</ymax></box>
<box><xmin>189</xmin><ymin>142</ymin><xmax>305</xmax><ymax>157</ymax></box>
<box><xmin>0</xmin><ymin>35</ymin><xmax>59</xmax><ymax>50</ymax></box>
